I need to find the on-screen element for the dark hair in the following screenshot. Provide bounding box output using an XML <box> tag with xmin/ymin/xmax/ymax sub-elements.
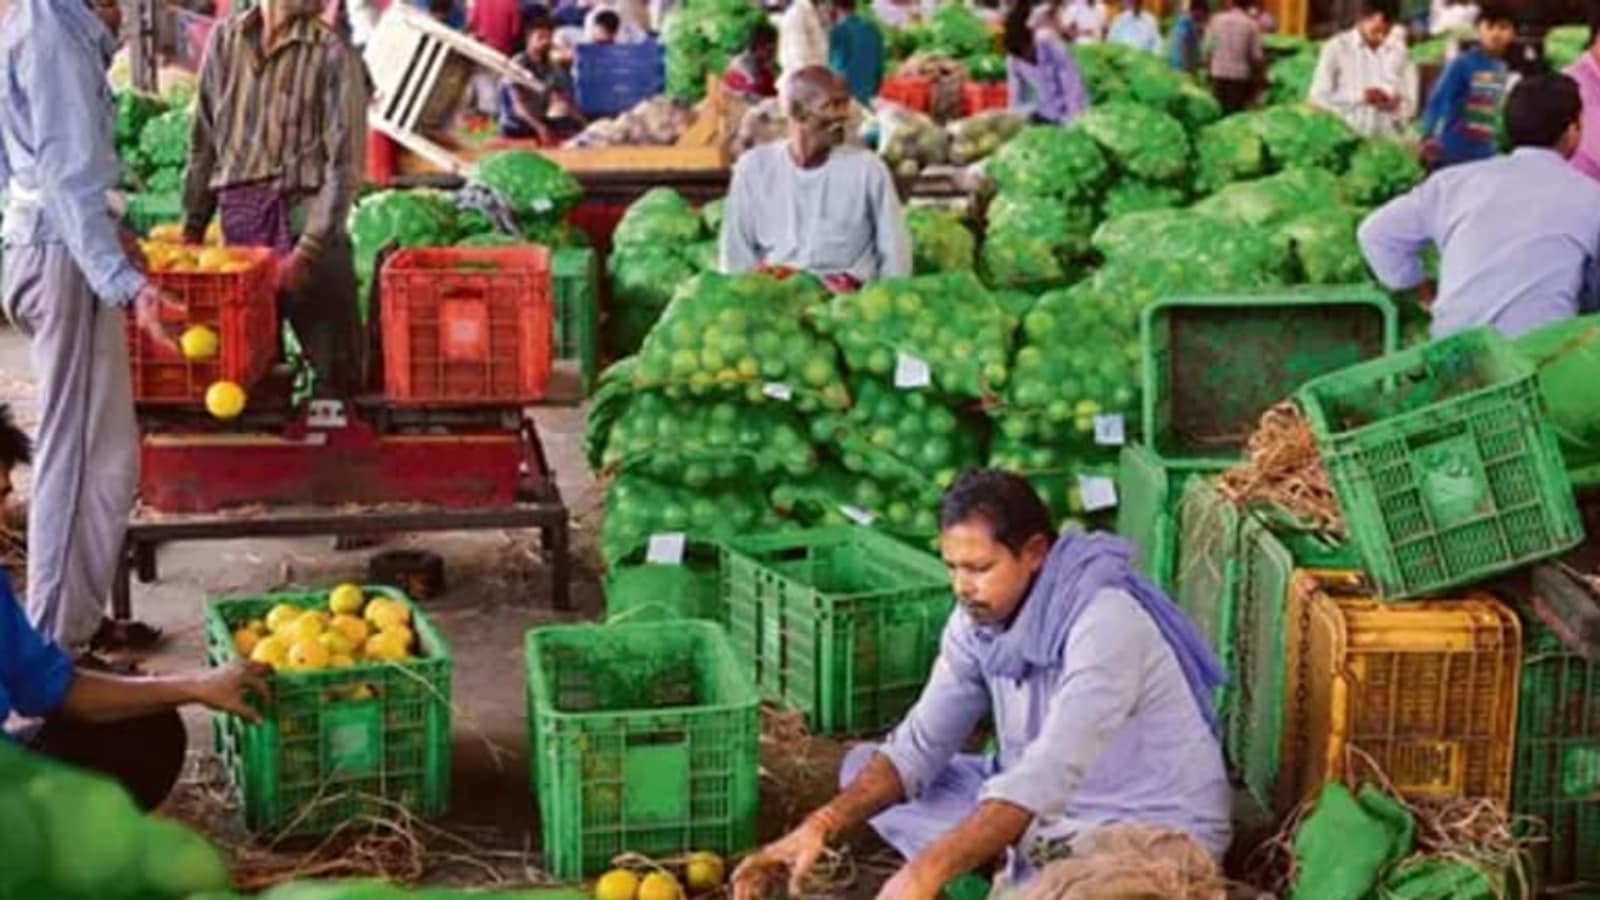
<box><xmin>748</xmin><ymin>20</ymin><xmax>777</xmax><ymax>50</ymax></box>
<box><xmin>1476</xmin><ymin>2</ymin><xmax>1514</xmax><ymax>27</ymax></box>
<box><xmin>1589</xmin><ymin>0</ymin><xmax>1600</xmax><ymax>48</ymax></box>
<box><xmin>428</xmin><ymin>0</ymin><xmax>454</xmax><ymax>17</ymax></box>
<box><xmin>1190</xmin><ymin>0</ymin><xmax>1210</xmax><ymax>15</ymax></box>
<box><xmin>1505</xmin><ymin>73</ymin><xmax>1583</xmax><ymax>148</ymax></box>
<box><xmin>835</xmin><ymin>0</ymin><xmax>857</xmax><ymax>11</ymax></box>
<box><xmin>1359</xmin><ymin>0</ymin><xmax>1397</xmax><ymax>21</ymax></box>
<box><xmin>593</xmin><ymin>9</ymin><xmax>620</xmax><ymax>32</ymax></box>
<box><xmin>939</xmin><ymin>469</ymin><xmax>1055</xmax><ymax>555</ymax></box>
<box><xmin>523</xmin><ymin>7</ymin><xmax>553</xmax><ymax>36</ymax></box>
<box><xmin>1003</xmin><ymin>0</ymin><xmax>1036</xmax><ymax>60</ymax></box>
<box><xmin>0</xmin><ymin>406</ymin><xmax>31</xmax><ymax>471</ymax></box>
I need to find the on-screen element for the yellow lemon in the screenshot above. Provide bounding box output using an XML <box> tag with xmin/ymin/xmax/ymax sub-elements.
<box><xmin>345</xmin><ymin>684</ymin><xmax>375</xmax><ymax>701</ymax></box>
<box><xmin>364</xmin><ymin>597</ymin><xmax>410</xmax><ymax>632</ymax></box>
<box><xmin>179</xmin><ymin>325</ymin><xmax>219</xmax><ymax>361</ymax></box>
<box><xmin>330</xmin><ymin>613</ymin><xmax>370</xmax><ymax>647</ymax></box>
<box><xmin>283</xmin><ymin>612</ymin><xmax>326</xmax><ymax>645</ymax></box>
<box><xmin>380</xmin><ymin>623</ymin><xmax>415</xmax><ymax>653</ymax></box>
<box><xmin>318</xmin><ymin>630</ymin><xmax>355</xmax><ymax>657</ymax></box>
<box><xmin>232</xmin><ymin>627</ymin><xmax>262</xmax><ymax>658</ymax></box>
<box><xmin>363</xmin><ymin>631</ymin><xmax>409</xmax><ymax>663</ymax></box>
<box><xmin>684</xmin><ymin>852</ymin><xmax>724</xmax><ymax>892</ymax></box>
<box><xmin>329</xmin><ymin>583</ymin><xmax>365</xmax><ymax>616</ymax></box>
<box><xmin>245</xmin><ymin>618</ymin><xmax>268</xmax><ymax>635</ymax></box>
<box><xmin>205</xmin><ymin>381</ymin><xmax>246</xmax><ymax>420</ymax></box>
<box><xmin>196</xmin><ymin>247</ymin><xmax>234</xmax><ymax>272</ymax></box>
<box><xmin>204</xmin><ymin>220</ymin><xmax>223</xmax><ymax>245</ymax></box>
<box><xmin>638</xmin><ymin>872</ymin><xmax>683</xmax><ymax>900</ymax></box>
<box><xmin>250</xmin><ymin>635</ymin><xmax>289</xmax><ymax>670</ymax></box>
<box><xmin>285</xmin><ymin>638</ymin><xmax>329</xmax><ymax>672</ymax></box>
<box><xmin>593</xmin><ymin>869</ymin><xmax>640</xmax><ymax>900</ymax></box>
<box><xmin>148</xmin><ymin>224</ymin><xmax>185</xmax><ymax>244</ymax></box>
<box><xmin>264</xmin><ymin>603</ymin><xmax>303</xmax><ymax>634</ymax></box>
<box><xmin>328</xmin><ymin>653</ymin><xmax>356</xmax><ymax>670</ymax></box>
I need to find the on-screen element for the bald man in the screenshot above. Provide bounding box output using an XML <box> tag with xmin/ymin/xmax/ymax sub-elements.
<box><xmin>719</xmin><ymin>66</ymin><xmax>911</xmax><ymax>293</ymax></box>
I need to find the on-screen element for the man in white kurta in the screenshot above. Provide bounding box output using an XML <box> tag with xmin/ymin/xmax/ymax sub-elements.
<box><xmin>1308</xmin><ymin>0</ymin><xmax>1419</xmax><ymax>138</ymax></box>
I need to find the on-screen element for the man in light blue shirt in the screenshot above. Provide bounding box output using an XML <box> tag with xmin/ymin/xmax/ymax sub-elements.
<box><xmin>1107</xmin><ymin>0</ymin><xmax>1162</xmax><ymax>53</ymax></box>
<box><xmin>0</xmin><ymin>0</ymin><xmax>179</xmax><ymax>650</ymax></box>
<box><xmin>1360</xmin><ymin>73</ymin><xmax>1600</xmax><ymax>339</ymax></box>
<box><xmin>731</xmin><ymin>470</ymin><xmax>1230</xmax><ymax>900</ymax></box>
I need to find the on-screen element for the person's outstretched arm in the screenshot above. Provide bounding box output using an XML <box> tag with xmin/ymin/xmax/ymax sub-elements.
<box><xmin>1359</xmin><ymin>181</ymin><xmax>1436</xmax><ymax>293</ymax></box>
<box><xmin>59</xmin><ymin>662</ymin><xmax>272</xmax><ymax>724</ymax></box>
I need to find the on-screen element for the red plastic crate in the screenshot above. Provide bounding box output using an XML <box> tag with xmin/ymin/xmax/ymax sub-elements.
<box><xmin>380</xmin><ymin>246</ymin><xmax>553</xmax><ymax>406</ymax></box>
<box><xmin>962</xmin><ymin>82</ymin><xmax>1009</xmax><ymax>116</ymax></box>
<box><xmin>879</xmin><ymin>76</ymin><xmax>933</xmax><ymax>113</ymax></box>
<box><xmin>127</xmin><ymin>246</ymin><xmax>279</xmax><ymax>406</ymax></box>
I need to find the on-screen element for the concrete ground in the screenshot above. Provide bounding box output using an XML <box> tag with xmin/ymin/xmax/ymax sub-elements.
<box><xmin>0</xmin><ymin>324</ymin><xmax>892</xmax><ymax>895</ymax></box>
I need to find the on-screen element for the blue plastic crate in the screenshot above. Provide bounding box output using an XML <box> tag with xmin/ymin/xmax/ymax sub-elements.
<box><xmin>574</xmin><ymin>41</ymin><xmax>665</xmax><ymax>119</ymax></box>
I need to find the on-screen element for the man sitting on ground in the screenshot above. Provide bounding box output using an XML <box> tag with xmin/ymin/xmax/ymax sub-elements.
<box><xmin>500</xmin><ymin>10</ymin><xmax>585</xmax><ymax>142</ymax></box>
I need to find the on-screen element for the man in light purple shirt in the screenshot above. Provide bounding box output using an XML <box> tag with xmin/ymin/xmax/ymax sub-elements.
<box><xmin>730</xmin><ymin>470</ymin><xmax>1230</xmax><ymax>900</ymax></box>
<box><xmin>1359</xmin><ymin>74</ymin><xmax>1600</xmax><ymax>339</ymax></box>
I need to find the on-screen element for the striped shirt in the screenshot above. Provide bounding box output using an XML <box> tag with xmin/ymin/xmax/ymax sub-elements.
<box><xmin>182</xmin><ymin>8</ymin><xmax>368</xmax><ymax>260</ymax></box>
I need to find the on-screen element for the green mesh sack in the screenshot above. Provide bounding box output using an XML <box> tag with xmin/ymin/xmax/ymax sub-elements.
<box><xmin>1073</xmin><ymin>101</ymin><xmax>1192</xmax><ymax>184</ymax></box>
<box><xmin>597</xmin><ymin>390</ymin><xmax>816</xmax><ymax>484</ymax></box>
<box><xmin>907</xmin><ymin>206</ymin><xmax>977</xmax><ymax>274</ymax></box>
<box><xmin>1195</xmin><ymin>115</ymin><xmax>1267</xmax><ymax>195</ymax></box>
<box><xmin>985</xmin><ymin>126</ymin><xmax>1111</xmax><ymax>202</ymax></box>
<box><xmin>1342</xmin><ymin>138</ymin><xmax>1425</xmax><ymax>208</ymax></box>
<box><xmin>613</xmin><ymin>187</ymin><xmax>707</xmax><ymax>248</ymax></box>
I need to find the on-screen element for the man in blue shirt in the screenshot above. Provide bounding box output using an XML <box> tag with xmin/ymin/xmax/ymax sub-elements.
<box><xmin>0</xmin><ymin>0</ymin><xmax>181</xmax><ymax>653</ymax></box>
<box><xmin>0</xmin><ymin>407</ymin><xmax>269</xmax><ymax>811</ymax></box>
<box><xmin>1361</xmin><ymin>74</ymin><xmax>1600</xmax><ymax>339</ymax></box>
<box><xmin>829</xmin><ymin>0</ymin><xmax>885</xmax><ymax>105</ymax></box>
<box><xmin>1419</xmin><ymin>3</ymin><xmax>1516</xmax><ymax>168</ymax></box>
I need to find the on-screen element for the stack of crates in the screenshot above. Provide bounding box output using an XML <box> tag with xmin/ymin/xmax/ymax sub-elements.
<box><xmin>524</xmin><ymin>620</ymin><xmax>759</xmax><ymax>880</ymax></box>
<box><xmin>719</xmin><ymin>527</ymin><xmax>953</xmax><ymax>735</ymax></box>
<box><xmin>551</xmin><ymin>246</ymin><xmax>599</xmax><ymax>395</ymax></box>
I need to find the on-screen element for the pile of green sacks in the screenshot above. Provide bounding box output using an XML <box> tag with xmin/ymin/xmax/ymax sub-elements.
<box><xmin>604</xmin><ymin>187</ymin><xmax>721</xmax><ymax>356</ymax></box>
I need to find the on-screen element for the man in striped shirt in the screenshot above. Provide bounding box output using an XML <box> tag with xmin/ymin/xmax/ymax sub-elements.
<box><xmin>183</xmin><ymin>0</ymin><xmax>368</xmax><ymax>396</ymax></box>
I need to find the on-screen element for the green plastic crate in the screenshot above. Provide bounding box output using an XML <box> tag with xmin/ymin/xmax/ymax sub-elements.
<box><xmin>720</xmin><ymin>527</ymin><xmax>953</xmax><ymax>735</ymax></box>
<box><xmin>552</xmin><ymin>246</ymin><xmax>598</xmax><ymax>394</ymax></box>
<box><xmin>1116</xmin><ymin>441</ymin><xmax>1222</xmax><ymax>592</ymax></box>
<box><xmin>1513</xmin><ymin>614</ymin><xmax>1600</xmax><ymax>891</ymax></box>
<box><xmin>525</xmin><ymin>620</ymin><xmax>759</xmax><ymax>880</ymax></box>
<box><xmin>604</xmin><ymin>541</ymin><xmax>724</xmax><ymax>624</ymax></box>
<box><xmin>1141</xmin><ymin>289</ymin><xmax>1396</xmax><ymax>467</ymax></box>
<box><xmin>1174</xmin><ymin>477</ymin><xmax>1241</xmax><ymax>676</ymax></box>
<box><xmin>1227</xmin><ymin>513</ymin><xmax>1296</xmax><ymax>814</ymax></box>
<box><xmin>123</xmin><ymin>191</ymin><xmax>184</xmax><ymax>237</ymax></box>
<box><xmin>203</xmin><ymin>586</ymin><xmax>452</xmax><ymax>836</ymax></box>
<box><xmin>1297</xmin><ymin>328</ymin><xmax>1583</xmax><ymax>599</ymax></box>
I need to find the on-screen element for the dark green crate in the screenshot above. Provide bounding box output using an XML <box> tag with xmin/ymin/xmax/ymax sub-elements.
<box><xmin>1141</xmin><ymin>289</ymin><xmax>1396</xmax><ymax>468</ymax></box>
<box><xmin>552</xmin><ymin>246</ymin><xmax>598</xmax><ymax>394</ymax></box>
<box><xmin>1174</xmin><ymin>477</ymin><xmax>1241</xmax><ymax>672</ymax></box>
<box><xmin>1228</xmin><ymin>513</ymin><xmax>1296</xmax><ymax>814</ymax></box>
<box><xmin>203</xmin><ymin>586</ymin><xmax>452</xmax><ymax>836</ymax></box>
<box><xmin>720</xmin><ymin>527</ymin><xmax>953</xmax><ymax>735</ymax></box>
<box><xmin>1513</xmin><ymin>615</ymin><xmax>1600</xmax><ymax>891</ymax></box>
<box><xmin>604</xmin><ymin>541</ymin><xmax>724</xmax><ymax>624</ymax></box>
<box><xmin>525</xmin><ymin>620</ymin><xmax>760</xmax><ymax>880</ymax></box>
<box><xmin>1298</xmin><ymin>327</ymin><xmax>1583</xmax><ymax>599</ymax></box>
<box><xmin>1116</xmin><ymin>441</ymin><xmax>1223</xmax><ymax>592</ymax></box>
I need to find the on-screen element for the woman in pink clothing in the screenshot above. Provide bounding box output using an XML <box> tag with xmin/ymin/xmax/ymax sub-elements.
<box><xmin>1566</xmin><ymin>5</ymin><xmax>1600</xmax><ymax>180</ymax></box>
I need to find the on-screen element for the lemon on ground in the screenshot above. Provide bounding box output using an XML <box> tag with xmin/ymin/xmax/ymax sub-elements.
<box><xmin>364</xmin><ymin>597</ymin><xmax>410</xmax><ymax>631</ymax></box>
<box><xmin>265</xmin><ymin>603</ymin><xmax>302</xmax><ymax>633</ymax></box>
<box><xmin>330</xmin><ymin>613</ymin><xmax>370</xmax><ymax>646</ymax></box>
<box><xmin>638</xmin><ymin>872</ymin><xmax>683</xmax><ymax>900</ymax></box>
<box><xmin>363</xmin><ymin>631</ymin><xmax>409</xmax><ymax>662</ymax></box>
<box><xmin>684</xmin><ymin>852</ymin><xmax>724</xmax><ymax>892</ymax></box>
<box><xmin>250</xmin><ymin>635</ymin><xmax>289</xmax><ymax>670</ymax></box>
<box><xmin>318</xmin><ymin>630</ymin><xmax>356</xmax><ymax>657</ymax></box>
<box><xmin>179</xmin><ymin>325</ymin><xmax>219</xmax><ymax>361</ymax></box>
<box><xmin>329</xmin><ymin>582</ymin><xmax>365</xmax><ymax>615</ymax></box>
<box><xmin>594</xmin><ymin>869</ymin><xmax>640</xmax><ymax>900</ymax></box>
<box><xmin>205</xmin><ymin>381</ymin><xmax>246</xmax><ymax>420</ymax></box>
<box><xmin>285</xmin><ymin>638</ymin><xmax>329</xmax><ymax>672</ymax></box>
<box><xmin>283</xmin><ymin>612</ymin><xmax>326</xmax><ymax>645</ymax></box>
<box><xmin>232</xmin><ymin>627</ymin><xmax>262</xmax><ymax>657</ymax></box>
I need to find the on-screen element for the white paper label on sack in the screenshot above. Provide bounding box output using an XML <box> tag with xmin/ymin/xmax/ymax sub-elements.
<box><xmin>645</xmin><ymin>532</ymin><xmax>686</xmax><ymax>565</ymax></box>
<box><xmin>762</xmin><ymin>382</ymin><xmax>794</xmax><ymax>401</ymax></box>
<box><xmin>1093</xmin><ymin>414</ymin><xmax>1126</xmax><ymax>447</ymax></box>
<box><xmin>894</xmin><ymin>352</ymin><xmax>932</xmax><ymax>389</ymax></box>
<box><xmin>1078</xmin><ymin>476</ymin><xmax>1119</xmax><ymax>512</ymax></box>
<box><xmin>531</xmin><ymin>197</ymin><xmax>554</xmax><ymax>214</ymax></box>
<box><xmin>841</xmin><ymin>505</ymin><xmax>877</xmax><ymax>526</ymax></box>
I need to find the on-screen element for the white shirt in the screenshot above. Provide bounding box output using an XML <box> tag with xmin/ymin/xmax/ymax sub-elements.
<box><xmin>345</xmin><ymin>0</ymin><xmax>382</xmax><ymax>47</ymax></box>
<box><xmin>1060</xmin><ymin>0</ymin><xmax>1106</xmax><ymax>43</ymax></box>
<box><xmin>779</xmin><ymin>0</ymin><xmax>829</xmax><ymax>74</ymax></box>
<box><xmin>1308</xmin><ymin>28</ymin><xmax>1420</xmax><ymax>139</ymax></box>
<box><xmin>1431</xmin><ymin>0</ymin><xmax>1479</xmax><ymax>34</ymax></box>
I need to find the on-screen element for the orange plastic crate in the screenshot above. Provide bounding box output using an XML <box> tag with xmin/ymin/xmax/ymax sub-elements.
<box><xmin>380</xmin><ymin>246</ymin><xmax>552</xmax><ymax>406</ymax></box>
<box><xmin>127</xmin><ymin>246</ymin><xmax>279</xmax><ymax>406</ymax></box>
<box><xmin>1283</xmin><ymin>570</ymin><xmax>1521</xmax><ymax>809</ymax></box>
<box><xmin>879</xmin><ymin>76</ymin><xmax>933</xmax><ymax>113</ymax></box>
<box><xmin>962</xmin><ymin>82</ymin><xmax>1009</xmax><ymax>117</ymax></box>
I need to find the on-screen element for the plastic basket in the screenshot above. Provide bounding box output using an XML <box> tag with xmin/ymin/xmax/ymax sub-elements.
<box><xmin>1141</xmin><ymin>290</ymin><xmax>1396</xmax><ymax>468</ymax></box>
<box><xmin>525</xmin><ymin>620</ymin><xmax>760</xmax><ymax>880</ymax></box>
<box><xmin>1512</xmin><ymin>613</ymin><xmax>1600</xmax><ymax>889</ymax></box>
<box><xmin>131</xmin><ymin>246</ymin><xmax>279</xmax><ymax>405</ymax></box>
<box><xmin>1116</xmin><ymin>442</ymin><xmax>1221</xmax><ymax>592</ymax></box>
<box><xmin>1284</xmin><ymin>573</ymin><xmax>1520</xmax><ymax>808</ymax></box>
<box><xmin>604</xmin><ymin>541</ymin><xmax>724</xmax><ymax>624</ymax></box>
<box><xmin>573</xmin><ymin>41</ymin><xmax>665</xmax><ymax>119</ymax></box>
<box><xmin>1297</xmin><ymin>327</ymin><xmax>1583</xmax><ymax>599</ymax></box>
<box><xmin>720</xmin><ymin>527</ymin><xmax>953</xmax><ymax>735</ymax></box>
<box><xmin>1173</xmin><ymin>477</ymin><xmax>1241</xmax><ymax>675</ymax></box>
<box><xmin>961</xmin><ymin>81</ymin><xmax>1009</xmax><ymax>116</ymax></box>
<box><xmin>551</xmin><ymin>246</ymin><xmax>598</xmax><ymax>395</ymax></box>
<box><xmin>879</xmin><ymin>76</ymin><xmax>934</xmax><ymax>113</ymax></box>
<box><xmin>380</xmin><ymin>246</ymin><xmax>553</xmax><ymax>406</ymax></box>
<box><xmin>203</xmin><ymin>587</ymin><xmax>452</xmax><ymax>836</ymax></box>
<box><xmin>1228</xmin><ymin>514</ymin><xmax>1297</xmax><ymax>813</ymax></box>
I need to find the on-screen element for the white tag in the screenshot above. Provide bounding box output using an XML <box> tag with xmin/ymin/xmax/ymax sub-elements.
<box><xmin>762</xmin><ymin>382</ymin><xmax>794</xmax><ymax>401</ymax></box>
<box><xmin>840</xmin><ymin>505</ymin><xmax>876</xmax><ymax>526</ymax></box>
<box><xmin>894</xmin><ymin>352</ymin><xmax>932</xmax><ymax>389</ymax></box>
<box><xmin>1078</xmin><ymin>476</ymin><xmax>1118</xmax><ymax>512</ymax></box>
<box><xmin>1093</xmin><ymin>414</ymin><xmax>1126</xmax><ymax>447</ymax></box>
<box><xmin>531</xmin><ymin>197</ymin><xmax>554</xmax><ymax>214</ymax></box>
<box><xmin>645</xmin><ymin>532</ymin><xmax>686</xmax><ymax>565</ymax></box>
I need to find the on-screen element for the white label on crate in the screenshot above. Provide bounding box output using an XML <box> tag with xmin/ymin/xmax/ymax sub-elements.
<box><xmin>894</xmin><ymin>352</ymin><xmax>932</xmax><ymax>389</ymax></box>
<box><xmin>840</xmin><ymin>505</ymin><xmax>877</xmax><ymax>526</ymax></box>
<box><xmin>1093</xmin><ymin>414</ymin><xmax>1126</xmax><ymax>447</ymax></box>
<box><xmin>1078</xmin><ymin>476</ymin><xmax>1119</xmax><ymax>512</ymax></box>
<box><xmin>762</xmin><ymin>382</ymin><xmax>794</xmax><ymax>401</ymax></box>
<box><xmin>645</xmin><ymin>532</ymin><xmax>686</xmax><ymax>566</ymax></box>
